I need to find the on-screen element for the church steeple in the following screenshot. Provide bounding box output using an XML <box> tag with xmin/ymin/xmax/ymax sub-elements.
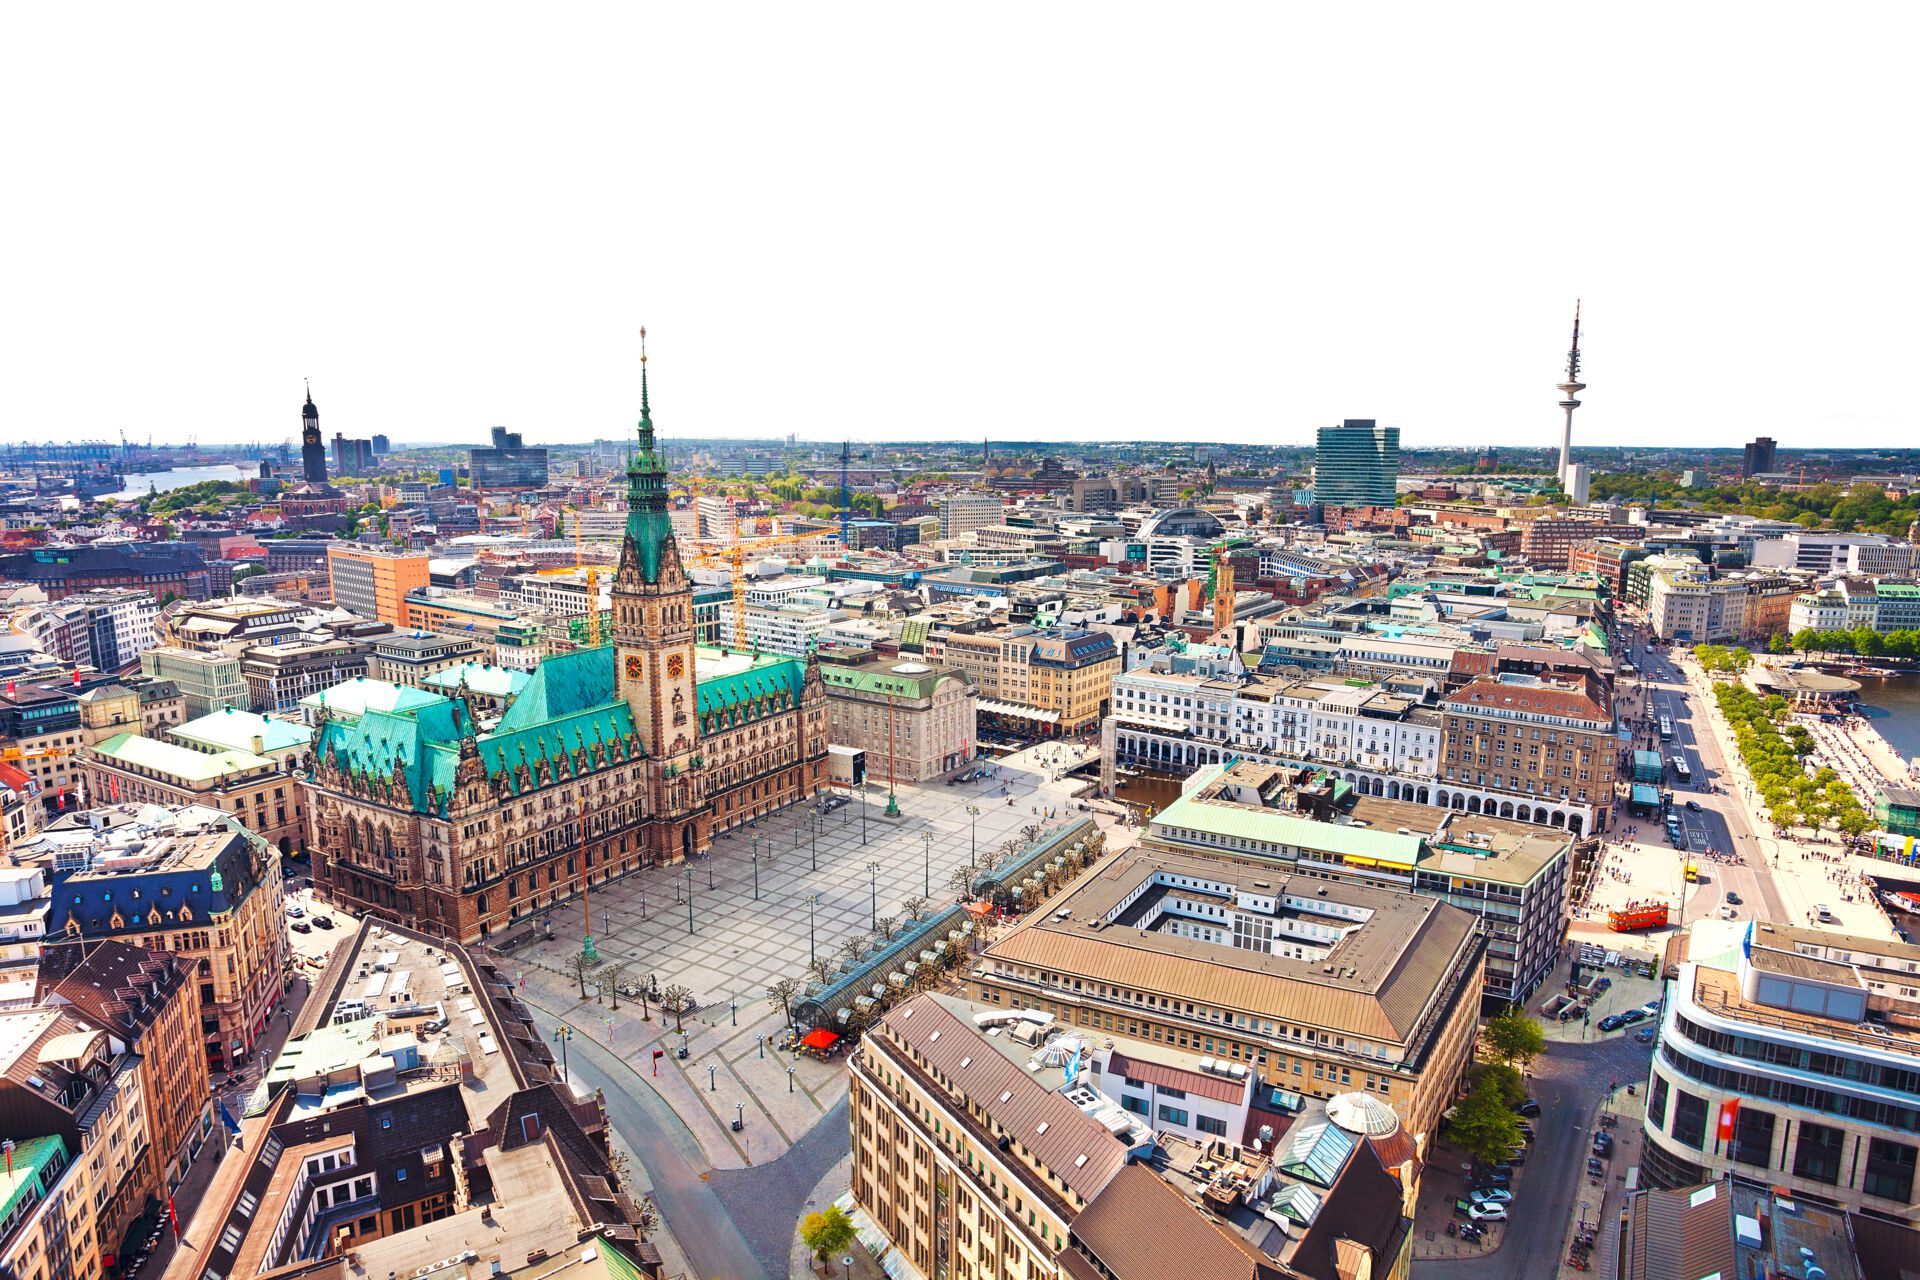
<box><xmin>621</xmin><ymin>327</ymin><xmax>677</xmax><ymax>584</ymax></box>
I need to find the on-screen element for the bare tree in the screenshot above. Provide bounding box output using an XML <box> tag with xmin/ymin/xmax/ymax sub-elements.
<box><xmin>901</xmin><ymin>895</ymin><xmax>929</xmax><ymax>923</ymax></box>
<box><xmin>660</xmin><ymin>983</ymin><xmax>694</xmax><ymax>1033</ymax></box>
<box><xmin>809</xmin><ymin>957</ymin><xmax>835</xmax><ymax>986</ymax></box>
<box><xmin>838</xmin><ymin>938</ymin><xmax>866</xmax><ymax>971</ymax></box>
<box><xmin>567</xmin><ymin>952</ymin><xmax>594</xmax><ymax>999</ymax></box>
<box><xmin>602</xmin><ymin>962</ymin><xmax>628</xmax><ymax>1011</ymax></box>
<box><xmin>946</xmin><ymin>865</ymin><xmax>974</xmax><ymax>900</ymax></box>
<box><xmin>766</xmin><ymin>977</ymin><xmax>803</xmax><ymax>1031</ymax></box>
<box><xmin>875</xmin><ymin>916</ymin><xmax>899</xmax><ymax>942</ymax></box>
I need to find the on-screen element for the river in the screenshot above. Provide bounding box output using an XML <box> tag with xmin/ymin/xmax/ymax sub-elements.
<box><xmin>1855</xmin><ymin>675</ymin><xmax>1920</xmax><ymax>766</ymax></box>
<box><xmin>105</xmin><ymin>463</ymin><xmax>259</xmax><ymax>501</ymax></box>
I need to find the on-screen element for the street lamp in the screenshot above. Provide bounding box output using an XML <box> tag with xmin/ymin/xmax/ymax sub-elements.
<box><xmin>685</xmin><ymin>867</ymin><xmax>695</xmax><ymax>936</ymax></box>
<box><xmin>868</xmin><ymin>861</ymin><xmax>881</xmax><ymax>928</ymax></box>
<box><xmin>810</xmin><ymin>810</ymin><xmax>819</xmax><ymax>872</ymax></box>
<box><xmin>860</xmin><ymin>781</ymin><xmax>868</xmax><ymax>845</ymax></box>
<box><xmin>921</xmin><ymin>831</ymin><xmax>932</xmax><ymax>898</ymax></box>
<box><xmin>752</xmin><ymin>836</ymin><xmax>760</xmax><ymax>901</ymax></box>
<box><xmin>553</xmin><ymin>1024</ymin><xmax>573</xmax><ymax>1083</ymax></box>
<box><xmin>966</xmin><ymin>803</ymin><xmax>980</xmax><ymax>871</ymax></box>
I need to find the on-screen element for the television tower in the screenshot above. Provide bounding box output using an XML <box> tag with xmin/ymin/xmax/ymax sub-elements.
<box><xmin>1556</xmin><ymin>300</ymin><xmax>1585</xmax><ymax>483</ymax></box>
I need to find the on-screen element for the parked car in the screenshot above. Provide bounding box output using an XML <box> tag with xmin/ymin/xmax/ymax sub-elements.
<box><xmin>292</xmin><ymin>920</ymin><xmax>312</xmax><ymax>933</ymax></box>
<box><xmin>1639</xmin><ymin>999</ymin><xmax>1663</xmax><ymax>1017</ymax></box>
<box><xmin>1506</xmin><ymin>1146</ymin><xmax>1527</xmax><ymax>1165</ymax></box>
<box><xmin>1471</xmin><ymin>1188</ymin><xmax>1514</xmax><ymax>1205</ymax></box>
<box><xmin>1633</xmin><ymin>1028</ymin><xmax>1656</xmax><ymax>1045</ymax></box>
<box><xmin>1593</xmin><ymin>1132</ymin><xmax>1615</xmax><ymax>1156</ymax></box>
<box><xmin>313</xmin><ymin>915</ymin><xmax>335</xmax><ymax>929</ymax></box>
<box><xmin>1515</xmin><ymin>1099</ymin><xmax>1541</xmax><ymax>1118</ymax></box>
<box><xmin>1685</xmin><ymin>799</ymin><xmax>1702</xmax><ymax>811</ymax></box>
<box><xmin>1588</xmin><ymin>1157</ymin><xmax>1606</xmax><ymax>1177</ymax></box>
<box><xmin>285</xmin><ymin>904</ymin><xmax>305</xmax><ymax>918</ymax></box>
<box><xmin>1597</xmin><ymin>1013</ymin><xmax>1625</xmax><ymax>1032</ymax></box>
<box><xmin>1467</xmin><ymin>1202</ymin><xmax>1509</xmax><ymax>1222</ymax></box>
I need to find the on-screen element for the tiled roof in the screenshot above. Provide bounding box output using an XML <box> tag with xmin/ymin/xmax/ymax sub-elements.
<box><xmin>1442</xmin><ymin>677</ymin><xmax>1608</xmax><ymax>723</ymax></box>
<box><xmin>874</xmin><ymin>995</ymin><xmax>1128</xmax><ymax>1206</ymax></box>
<box><xmin>1104</xmin><ymin>1051</ymin><xmax>1242</xmax><ymax>1104</ymax></box>
<box><xmin>1070</xmin><ymin>1164</ymin><xmax>1273</xmax><ymax>1280</ymax></box>
<box><xmin>1622</xmin><ymin>1180</ymin><xmax>1736</xmax><ymax>1280</ymax></box>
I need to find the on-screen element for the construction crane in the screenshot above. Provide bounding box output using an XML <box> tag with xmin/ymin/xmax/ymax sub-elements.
<box><xmin>688</xmin><ymin>528</ymin><xmax>838</xmax><ymax>649</ymax></box>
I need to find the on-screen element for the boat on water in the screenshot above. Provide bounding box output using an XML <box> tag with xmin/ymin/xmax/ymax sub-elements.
<box><xmin>1878</xmin><ymin>889</ymin><xmax>1920</xmax><ymax>919</ymax></box>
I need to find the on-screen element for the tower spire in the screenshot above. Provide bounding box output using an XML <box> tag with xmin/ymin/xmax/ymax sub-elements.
<box><xmin>1556</xmin><ymin>299</ymin><xmax>1586</xmax><ymax>487</ymax></box>
<box><xmin>637</xmin><ymin>326</ymin><xmax>654</xmax><ymax>451</ymax></box>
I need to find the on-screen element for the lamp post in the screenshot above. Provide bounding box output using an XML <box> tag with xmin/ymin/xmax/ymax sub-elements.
<box><xmin>685</xmin><ymin>867</ymin><xmax>695</xmax><ymax>936</ymax></box>
<box><xmin>807</xmin><ymin>893</ymin><xmax>819</xmax><ymax>964</ymax></box>
<box><xmin>868</xmin><ymin>861</ymin><xmax>880</xmax><ymax>929</ymax></box>
<box><xmin>966</xmin><ymin>803</ymin><xmax>980</xmax><ymax>871</ymax></box>
<box><xmin>921</xmin><ymin>831</ymin><xmax>932</xmax><ymax>898</ymax></box>
<box><xmin>810</xmin><ymin>811</ymin><xmax>818</xmax><ymax>872</ymax></box>
<box><xmin>553</xmin><ymin>1024</ymin><xmax>573</xmax><ymax>1083</ymax></box>
<box><xmin>752</xmin><ymin>836</ymin><xmax>760</xmax><ymax>901</ymax></box>
<box><xmin>730</xmin><ymin>998</ymin><xmax>738</xmax><ymax>1027</ymax></box>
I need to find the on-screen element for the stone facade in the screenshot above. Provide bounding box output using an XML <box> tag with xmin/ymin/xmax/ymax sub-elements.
<box><xmin>302</xmin><ymin>359</ymin><xmax>828</xmax><ymax>944</ymax></box>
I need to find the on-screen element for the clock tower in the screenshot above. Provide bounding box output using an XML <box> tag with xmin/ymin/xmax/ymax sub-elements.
<box><xmin>610</xmin><ymin>330</ymin><xmax>709</xmax><ymax>863</ymax></box>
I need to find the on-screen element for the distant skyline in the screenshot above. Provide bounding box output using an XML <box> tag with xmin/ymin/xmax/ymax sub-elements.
<box><xmin>6</xmin><ymin>7</ymin><xmax>1916</xmax><ymax>451</ymax></box>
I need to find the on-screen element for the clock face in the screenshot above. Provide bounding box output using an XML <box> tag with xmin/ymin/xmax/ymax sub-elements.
<box><xmin>666</xmin><ymin>653</ymin><xmax>685</xmax><ymax>679</ymax></box>
<box><xmin>625</xmin><ymin>655</ymin><xmax>646</xmax><ymax>679</ymax></box>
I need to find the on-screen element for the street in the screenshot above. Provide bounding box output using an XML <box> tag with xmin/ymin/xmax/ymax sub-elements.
<box><xmin>1418</xmin><ymin>1033</ymin><xmax>1653</xmax><ymax>1279</ymax></box>
<box><xmin>1626</xmin><ymin>639</ymin><xmax>1788</xmax><ymax>926</ymax></box>
<box><xmin>523</xmin><ymin>994</ymin><xmax>851</xmax><ymax>1280</ymax></box>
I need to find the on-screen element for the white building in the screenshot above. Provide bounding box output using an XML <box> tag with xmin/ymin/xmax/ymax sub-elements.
<box><xmin>936</xmin><ymin>491</ymin><xmax>1004</xmax><ymax>540</ymax></box>
<box><xmin>1107</xmin><ymin>642</ymin><xmax>1441</xmax><ymax>779</ymax></box>
<box><xmin>1751</xmin><ymin>531</ymin><xmax>1917</xmax><ymax>576</ymax></box>
<box><xmin>18</xmin><ymin>589</ymin><xmax>158</xmax><ymax>672</ymax></box>
<box><xmin>716</xmin><ymin>603</ymin><xmax>833</xmax><ymax>657</ymax></box>
<box><xmin>1642</xmin><ymin>922</ymin><xmax>1920</xmax><ymax>1223</ymax></box>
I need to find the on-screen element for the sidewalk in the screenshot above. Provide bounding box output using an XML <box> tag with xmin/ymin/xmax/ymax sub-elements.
<box><xmin>1557</xmin><ymin>1085</ymin><xmax>1646</xmax><ymax>1278</ymax></box>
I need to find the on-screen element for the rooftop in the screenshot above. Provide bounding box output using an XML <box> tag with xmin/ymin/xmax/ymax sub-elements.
<box><xmin>170</xmin><ymin>707</ymin><xmax>314</xmax><ymax>755</ymax></box>
<box><xmin>982</xmin><ymin>846</ymin><xmax>1481</xmax><ymax>1045</ymax></box>
<box><xmin>89</xmin><ymin>730</ymin><xmax>276</xmax><ymax>782</ymax></box>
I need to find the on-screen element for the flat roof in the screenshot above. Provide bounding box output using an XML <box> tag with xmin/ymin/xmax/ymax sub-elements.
<box><xmin>984</xmin><ymin>847</ymin><xmax>1478</xmax><ymax>1044</ymax></box>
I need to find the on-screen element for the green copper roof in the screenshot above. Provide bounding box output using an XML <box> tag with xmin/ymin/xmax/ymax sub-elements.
<box><xmin>622</xmin><ymin>354</ymin><xmax>675</xmax><ymax>584</ymax></box>
<box><xmin>0</xmin><ymin>1135</ymin><xmax>66</xmax><ymax>1225</ymax></box>
<box><xmin>172</xmin><ymin>708</ymin><xmax>314</xmax><ymax>755</ymax></box>
<box><xmin>820</xmin><ymin>661</ymin><xmax>960</xmax><ymax>700</ymax></box>
<box><xmin>696</xmin><ymin>649</ymin><xmax>807</xmax><ymax>729</ymax></box>
<box><xmin>1150</xmin><ymin>792</ymin><xmax>1425</xmax><ymax>867</ymax></box>
<box><xmin>300</xmin><ymin>678</ymin><xmax>442</xmax><ymax>721</ymax></box>
<box><xmin>495</xmin><ymin>647</ymin><xmax>616</xmax><ymax>730</ymax></box>
<box><xmin>95</xmin><ymin>731</ymin><xmax>274</xmax><ymax>782</ymax></box>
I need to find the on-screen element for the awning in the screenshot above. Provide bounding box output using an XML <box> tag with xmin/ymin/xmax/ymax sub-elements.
<box><xmin>976</xmin><ymin>699</ymin><xmax>1059</xmax><ymax>724</ymax></box>
<box><xmin>800</xmin><ymin>1028</ymin><xmax>841</xmax><ymax>1051</ymax></box>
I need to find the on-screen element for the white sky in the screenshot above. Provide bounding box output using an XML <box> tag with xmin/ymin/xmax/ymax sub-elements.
<box><xmin>5</xmin><ymin>5</ymin><xmax>1916</xmax><ymax>451</ymax></box>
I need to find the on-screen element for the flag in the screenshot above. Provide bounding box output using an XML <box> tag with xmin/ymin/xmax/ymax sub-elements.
<box><xmin>1063</xmin><ymin>1044</ymin><xmax>1083</xmax><ymax>1085</ymax></box>
<box><xmin>1716</xmin><ymin>1097</ymin><xmax>1741</xmax><ymax>1144</ymax></box>
<box><xmin>1742</xmin><ymin>921</ymin><xmax>1753</xmax><ymax>961</ymax></box>
<box><xmin>72</xmin><ymin>670</ymin><xmax>81</xmax><ymax>686</ymax></box>
<box><xmin>217</xmin><ymin>1099</ymin><xmax>243</xmax><ymax>1137</ymax></box>
<box><xmin>110</xmin><ymin>776</ymin><xmax>120</xmax><ymax>800</ymax></box>
<box><xmin>166</xmin><ymin>1192</ymin><xmax>180</xmax><ymax>1241</ymax></box>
